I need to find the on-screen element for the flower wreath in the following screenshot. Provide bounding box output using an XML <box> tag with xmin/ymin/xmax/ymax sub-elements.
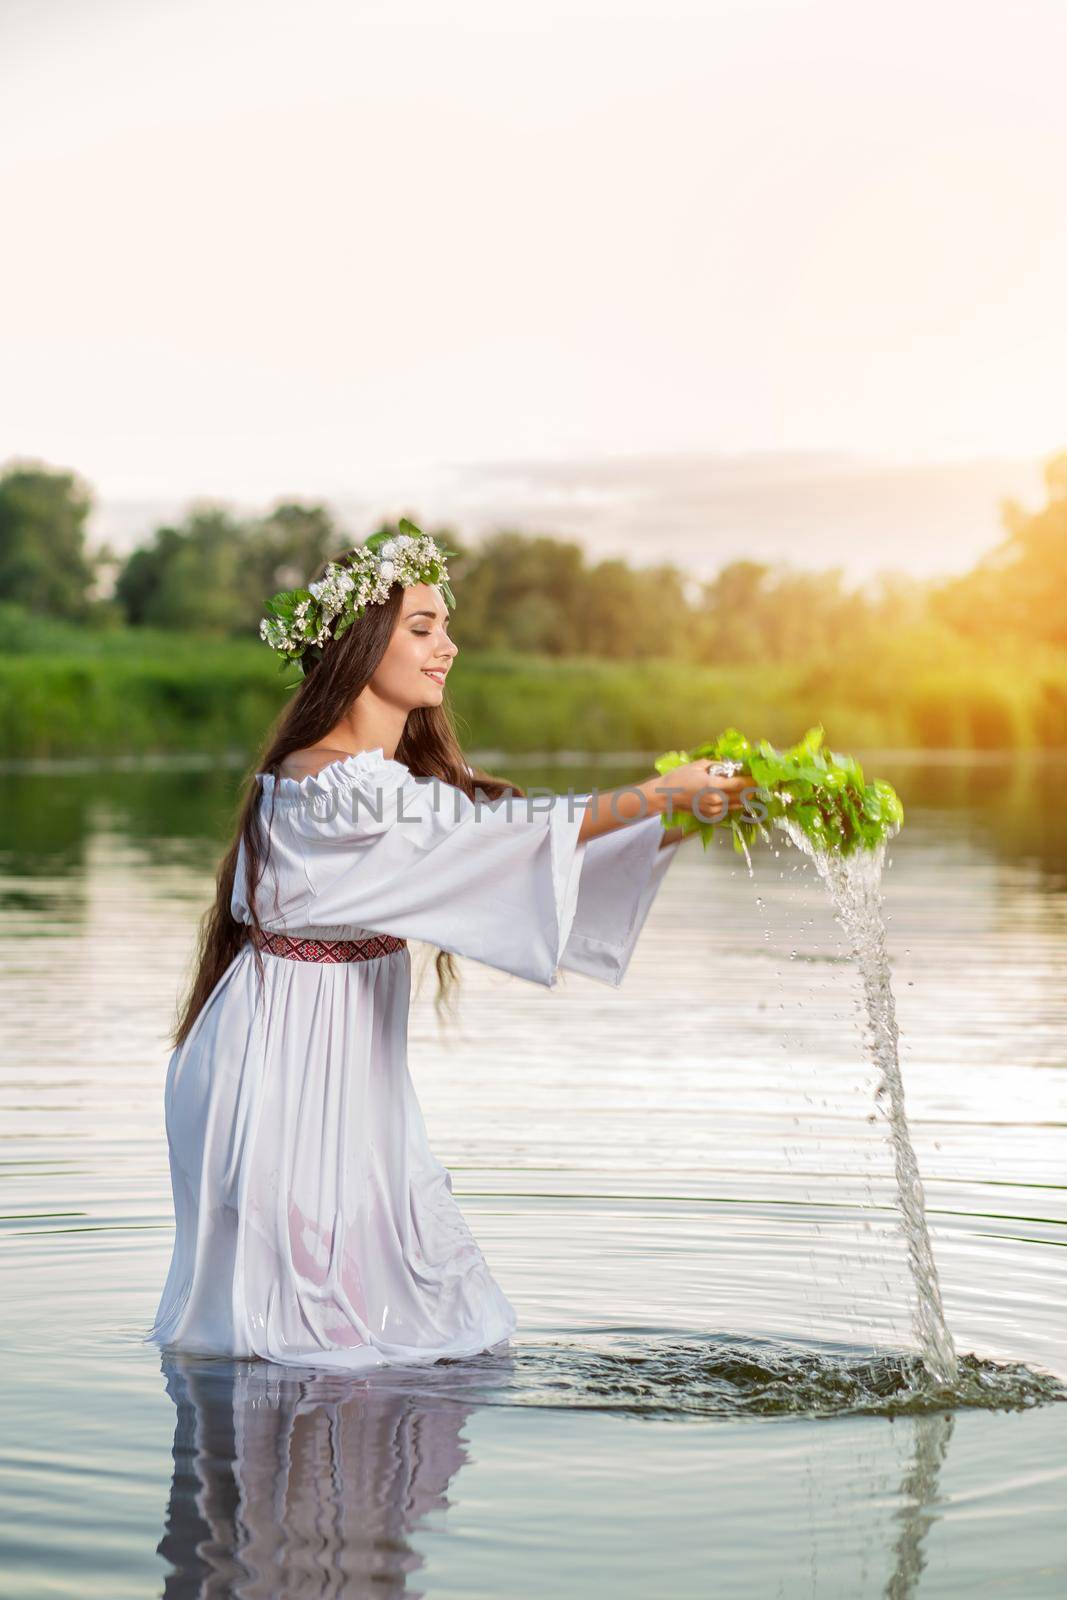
<box><xmin>258</xmin><ymin>518</ymin><xmax>458</xmax><ymax>674</ymax></box>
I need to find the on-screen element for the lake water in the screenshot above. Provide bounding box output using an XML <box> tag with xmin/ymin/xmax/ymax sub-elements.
<box><xmin>0</xmin><ymin>751</ymin><xmax>1064</xmax><ymax>1598</ymax></box>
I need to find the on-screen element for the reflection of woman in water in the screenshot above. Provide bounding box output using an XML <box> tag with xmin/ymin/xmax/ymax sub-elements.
<box><xmin>147</xmin><ymin>526</ymin><xmax>745</xmax><ymax>1368</ymax></box>
<box><xmin>158</xmin><ymin>1350</ymin><xmax>480</xmax><ymax>1597</ymax></box>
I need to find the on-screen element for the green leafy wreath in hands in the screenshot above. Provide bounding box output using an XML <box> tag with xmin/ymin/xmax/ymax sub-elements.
<box><xmin>654</xmin><ymin>725</ymin><xmax>904</xmax><ymax>858</ymax></box>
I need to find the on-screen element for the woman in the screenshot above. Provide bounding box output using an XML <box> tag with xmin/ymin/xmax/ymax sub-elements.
<box><xmin>147</xmin><ymin>526</ymin><xmax>749</xmax><ymax>1370</ymax></box>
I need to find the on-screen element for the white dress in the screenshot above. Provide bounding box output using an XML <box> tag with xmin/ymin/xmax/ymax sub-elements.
<box><xmin>148</xmin><ymin>747</ymin><xmax>681</xmax><ymax>1371</ymax></box>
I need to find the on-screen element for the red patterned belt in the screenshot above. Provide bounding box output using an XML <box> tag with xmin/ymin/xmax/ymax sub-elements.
<box><xmin>249</xmin><ymin>928</ymin><xmax>407</xmax><ymax>963</ymax></box>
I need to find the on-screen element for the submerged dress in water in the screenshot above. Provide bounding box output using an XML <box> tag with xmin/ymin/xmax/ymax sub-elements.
<box><xmin>149</xmin><ymin>746</ymin><xmax>682</xmax><ymax>1371</ymax></box>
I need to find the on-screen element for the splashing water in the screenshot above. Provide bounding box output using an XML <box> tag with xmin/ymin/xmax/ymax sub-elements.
<box><xmin>772</xmin><ymin>816</ymin><xmax>960</xmax><ymax>1387</ymax></box>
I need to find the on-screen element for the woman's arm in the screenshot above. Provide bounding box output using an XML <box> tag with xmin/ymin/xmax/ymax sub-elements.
<box><xmin>576</xmin><ymin>776</ymin><xmax>667</xmax><ymax>843</ymax></box>
<box><xmin>577</xmin><ymin>765</ymin><xmax>750</xmax><ymax>845</ymax></box>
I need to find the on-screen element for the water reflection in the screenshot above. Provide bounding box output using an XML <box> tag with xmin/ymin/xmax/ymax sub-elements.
<box><xmin>887</xmin><ymin>1413</ymin><xmax>954</xmax><ymax>1600</ymax></box>
<box><xmin>157</xmin><ymin>1352</ymin><xmax>487</xmax><ymax>1599</ymax></box>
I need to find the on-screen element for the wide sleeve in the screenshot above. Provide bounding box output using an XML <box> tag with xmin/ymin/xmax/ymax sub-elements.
<box><xmin>291</xmin><ymin>760</ymin><xmax>591</xmax><ymax>987</ymax></box>
<box><xmin>286</xmin><ymin>758</ymin><xmax>679</xmax><ymax>989</ymax></box>
<box><xmin>557</xmin><ymin>801</ymin><xmax>683</xmax><ymax>988</ymax></box>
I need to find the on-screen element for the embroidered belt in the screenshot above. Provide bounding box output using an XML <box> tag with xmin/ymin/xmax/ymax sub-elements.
<box><xmin>249</xmin><ymin>929</ymin><xmax>406</xmax><ymax>963</ymax></box>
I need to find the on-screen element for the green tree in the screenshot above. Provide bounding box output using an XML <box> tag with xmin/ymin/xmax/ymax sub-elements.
<box><xmin>580</xmin><ymin>557</ymin><xmax>689</xmax><ymax>659</ymax></box>
<box><xmin>449</xmin><ymin>532</ymin><xmax>588</xmax><ymax>654</ymax></box>
<box><xmin>114</xmin><ymin>526</ymin><xmax>183</xmax><ymax>626</ymax></box>
<box><xmin>247</xmin><ymin>501</ymin><xmax>347</xmax><ymax>601</ymax></box>
<box><xmin>115</xmin><ymin>507</ymin><xmax>247</xmax><ymax>633</ymax></box>
<box><xmin>114</xmin><ymin>502</ymin><xmax>472</xmax><ymax>639</ymax></box>
<box><xmin>0</xmin><ymin>460</ymin><xmax>98</xmax><ymax>619</ymax></box>
<box><xmin>932</xmin><ymin>448</ymin><xmax>1067</xmax><ymax>646</ymax></box>
<box><xmin>693</xmin><ymin>560</ymin><xmax>773</xmax><ymax>664</ymax></box>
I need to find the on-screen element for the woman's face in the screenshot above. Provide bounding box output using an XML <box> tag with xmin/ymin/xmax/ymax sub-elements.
<box><xmin>376</xmin><ymin>582</ymin><xmax>459</xmax><ymax>708</ymax></box>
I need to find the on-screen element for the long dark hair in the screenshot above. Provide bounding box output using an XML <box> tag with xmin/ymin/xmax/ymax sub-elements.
<box><xmin>171</xmin><ymin>557</ymin><xmax>524</xmax><ymax>1051</ymax></box>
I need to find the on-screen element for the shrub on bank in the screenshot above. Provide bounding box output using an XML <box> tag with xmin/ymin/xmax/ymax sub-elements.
<box><xmin>0</xmin><ymin>606</ymin><xmax>1063</xmax><ymax>760</ymax></box>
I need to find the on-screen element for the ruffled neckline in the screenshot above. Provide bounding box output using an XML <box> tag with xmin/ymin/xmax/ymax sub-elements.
<box><xmin>257</xmin><ymin>746</ymin><xmax>406</xmax><ymax>793</ymax></box>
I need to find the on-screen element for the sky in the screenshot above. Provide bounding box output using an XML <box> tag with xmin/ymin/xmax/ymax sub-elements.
<box><xmin>1</xmin><ymin>0</ymin><xmax>1064</xmax><ymax>577</ymax></box>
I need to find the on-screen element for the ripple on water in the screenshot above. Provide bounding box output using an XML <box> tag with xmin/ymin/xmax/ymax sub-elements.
<box><xmin>426</xmin><ymin>1337</ymin><xmax>1067</xmax><ymax>1420</ymax></box>
<box><xmin>206</xmin><ymin>1334</ymin><xmax>1067</xmax><ymax>1422</ymax></box>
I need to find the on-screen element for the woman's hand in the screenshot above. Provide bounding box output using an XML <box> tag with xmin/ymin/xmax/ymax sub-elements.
<box><xmin>652</xmin><ymin>760</ymin><xmax>752</xmax><ymax>823</ymax></box>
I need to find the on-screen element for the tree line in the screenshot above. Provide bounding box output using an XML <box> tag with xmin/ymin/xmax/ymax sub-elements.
<box><xmin>1</xmin><ymin>451</ymin><xmax>1065</xmax><ymax>663</ymax></box>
